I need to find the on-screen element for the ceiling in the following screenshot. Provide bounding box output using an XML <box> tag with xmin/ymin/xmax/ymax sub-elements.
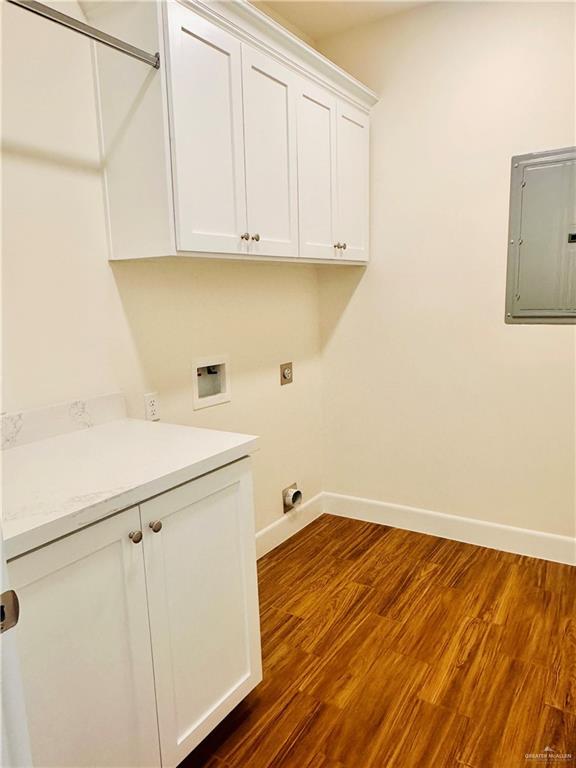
<box><xmin>253</xmin><ymin>2</ymin><xmax>424</xmax><ymax>43</ymax></box>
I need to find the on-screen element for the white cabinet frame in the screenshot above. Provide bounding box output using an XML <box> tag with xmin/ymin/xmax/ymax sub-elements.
<box><xmin>8</xmin><ymin>458</ymin><xmax>261</xmax><ymax>768</ymax></box>
<box><xmin>96</xmin><ymin>0</ymin><xmax>377</xmax><ymax>265</ymax></box>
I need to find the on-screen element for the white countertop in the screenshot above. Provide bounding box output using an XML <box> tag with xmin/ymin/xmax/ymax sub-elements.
<box><xmin>2</xmin><ymin>419</ymin><xmax>258</xmax><ymax>559</ymax></box>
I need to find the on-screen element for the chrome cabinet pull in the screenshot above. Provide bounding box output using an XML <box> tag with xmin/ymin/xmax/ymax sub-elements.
<box><xmin>341</xmin><ymin>242</ymin><xmax>347</xmax><ymax>250</ymax></box>
<box><xmin>149</xmin><ymin>520</ymin><xmax>163</xmax><ymax>533</ymax></box>
<box><xmin>251</xmin><ymin>233</ymin><xmax>260</xmax><ymax>242</ymax></box>
<box><xmin>240</xmin><ymin>232</ymin><xmax>250</xmax><ymax>240</ymax></box>
<box><xmin>129</xmin><ymin>530</ymin><xmax>143</xmax><ymax>543</ymax></box>
<box><xmin>334</xmin><ymin>242</ymin><xmax>342</xmax><ymax>249</ymax></box>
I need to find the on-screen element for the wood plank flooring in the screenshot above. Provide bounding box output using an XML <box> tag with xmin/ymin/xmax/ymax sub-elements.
<box><xmin>181</xmin><ymin>514</ymin><xmax>576</xmax><ymax>768</ymax></box>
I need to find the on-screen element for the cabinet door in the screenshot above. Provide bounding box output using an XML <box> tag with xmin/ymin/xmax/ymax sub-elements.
<box><xmin>336</xmin><ymin>100</ymin><xmax>370</xmax><ymax>261</ymax></box>
<box><xmin>7</xmin><ymin>509</ymin><xmax>159</xmax><ymax>768</ymax></box>
<box><xmin>297</xmin><ymin>80</ymin><xmax>338</xmax><ymax>260</ymax></box>
<box><xmin>165</xmin><ymin>4</ymin><xmax>248</xmax><ymax>254</ymax></box>
<box><xmin>242</xmin><ymin>47</ymin><xmax>299</xmax><ymax>257</ymax></box>
<box><xmin>141</xmin><ymin>459</ymin><xmax>262</xmax><ymax>767</ymax></box>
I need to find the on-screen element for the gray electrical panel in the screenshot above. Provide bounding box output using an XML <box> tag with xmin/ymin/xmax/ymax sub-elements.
<box><xmin>505</xmin><ymin>146</ymin><xmax>575</xmax><ymax>324</ymax></box>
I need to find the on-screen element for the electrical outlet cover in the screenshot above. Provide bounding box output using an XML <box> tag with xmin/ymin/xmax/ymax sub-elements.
<box><xmin>144</xmin><ymin>392</ymin><xmax>160</xmax><ymax>421</ymax></box>
<box><xmin>280</xmin><ymin>362</ymin><xmax>293</xmax><ymax>385</ymax></box>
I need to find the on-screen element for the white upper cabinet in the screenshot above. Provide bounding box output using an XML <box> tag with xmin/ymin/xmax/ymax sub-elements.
<box><xmin>166</xmin><ymin>3</ymin><xmax>248</xmax><ymax>254</ymax></box>
<box><xmin>297</xmin><ymin>86</ymin><xmax>370</xmax><ymax>262</ymax></box>
<box><xmin>297</xmin><ymin>80</ymin><xmax>338</xmax><ymax>260</ymax></box>
<box><xmin>242</xmin><ymin>48</ymin><xmax>299</xmax><ymax>257</ymax></box>
<box><xmin>336</xmin><ymin>100</ymin><xmax>370</xmax><ymax>261</ymax></box>
<box><xmin>96</xmin><ymin>0</ymin><xmax>377</xmax><ymax>264</ymax></box>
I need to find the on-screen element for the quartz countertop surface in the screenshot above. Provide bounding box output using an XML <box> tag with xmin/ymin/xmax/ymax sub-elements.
<box><xmin>2</xmin><ymin>419</ymin><xmax>258</xmax><ymax>559</ymax></box>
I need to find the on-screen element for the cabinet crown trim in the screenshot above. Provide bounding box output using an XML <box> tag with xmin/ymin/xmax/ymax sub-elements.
<box><xmin>176</xmin><ymin>0</ymin><xmax>378</xmax><ymax>109</ymax></box>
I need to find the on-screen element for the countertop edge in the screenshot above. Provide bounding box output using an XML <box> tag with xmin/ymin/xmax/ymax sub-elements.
<box><xmin>4</xmin><ymin>437</ymin><xmax>258</xmax><ymax>561</ymax></box>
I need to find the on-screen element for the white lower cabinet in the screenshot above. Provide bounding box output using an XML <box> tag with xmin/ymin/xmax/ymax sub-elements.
<box><xmin>7</xmin><ymin>507</ymin><xmax>160</xmax><ymax>768</ymax></box>
<box><xmin>140</xmin><ymin>460</ymin><xmax>262</xmax><ymax>766</ymax></box>
<box><xmin>8</xmin><ymin>458</ymin><xmax>261</xmax><ymax>768</ymax></box>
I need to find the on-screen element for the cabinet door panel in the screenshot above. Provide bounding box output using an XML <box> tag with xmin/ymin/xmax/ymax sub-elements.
<box><xmin>336</xmin><ymin>100</ymin><xmax>370</xmax><ymax>261</ymax></box>
<box><xmin>166</xmin><ymin>4</ymin><xmax>247</xmax><ymax>253</ymax></box>
<box><xmin>7</xmin><ymin>509</ymin><xmax>159</xmax><ymax>768</ymax></box>
<box><xmin>141</xmin><ymin>459</ymin><xmax>261</xmax><ymax>767</ymax></box>
<box><xmin>242</xmin><ymin>47</ymin><xmax>298</xmax><ymax>257</ymax></box>
<box><xmin>297</xmin><ymin>81</ymin><xmax>337</xmax><ymax>260</ymax></box>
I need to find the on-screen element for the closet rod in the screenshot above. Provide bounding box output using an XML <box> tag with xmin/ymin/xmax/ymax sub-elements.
<box><xmin>7</xmin><ymin>0</ymin><xmax>160</xmax><ymax>69</ymax></box>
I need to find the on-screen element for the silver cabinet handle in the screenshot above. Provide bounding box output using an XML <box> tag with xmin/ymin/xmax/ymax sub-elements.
<box><xmin>129</xmin><ymin>530</ymin><xmax>143</xmax><ymax>543</ymax></box>
<box><xmin>341</xmin><ymin>243</ymin><xmax>347</xmax><ymax>250</ymax></box>
<box><xmin>149</xmin><ymin>520</ymin><xmax>163</xmax><ymax>533</ymax></box>
<box><xmin>251</xmin><ymin>233</ymin><xmax>260</xmax><ymax>242</ymax></box>
<box><xmin>334</xmin><ymin>242</ymin><xmax>342</xmax><ymax>249</ymax></box>
<box><xmin>240</xmin><ymin>232</ymin><xmax>250</xmax><ymax>240</ymax></box>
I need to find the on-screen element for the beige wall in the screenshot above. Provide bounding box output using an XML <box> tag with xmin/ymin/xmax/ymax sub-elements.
<box><xmin>252</xmin><ymin>1</ymin><xmax>318</xmax><ymax>47</ymax></box>
<box><xmin>317</xmin><ymin>2</ymin><xmax>575</xmax><ymax>537</ymax></box>
<box><xmin>1</xmin><ymin>1</ymin><xmax>323</xmax><ymax>531</ymax></box>
<box><xmin>1</xmin><ymin>1</ymin><xmax>142</xmax><ymax>413</ymax></box>
<box><xmin>3</xmin><ymin>1</ymin><xmax>575</xmax><ymax>540</ymax></box>
<box><xmin>111</xmin><ymin>258</ymin><xmax>323</xmax><ymax>531</ymax></box>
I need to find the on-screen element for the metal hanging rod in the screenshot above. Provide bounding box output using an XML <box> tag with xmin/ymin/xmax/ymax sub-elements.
<box><xmin>7</xmin><ymin>0</ymin><xmax>160</xmax><ymax>69</ymax></box>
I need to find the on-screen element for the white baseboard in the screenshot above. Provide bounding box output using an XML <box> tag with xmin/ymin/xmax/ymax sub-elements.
<box><xmin>324</xmin><ymin>492</ymin><xmax>576</xmax><ymax>566</ymax></box>
<box><xmin>256</xmin><ymin>493</ymin><xmax>325</xmax><ymax>559</ymax></box>
<box><xmin>255</xmin><ymin>491</ymin><xmax>575</xmax><ymax>565</ymax></box>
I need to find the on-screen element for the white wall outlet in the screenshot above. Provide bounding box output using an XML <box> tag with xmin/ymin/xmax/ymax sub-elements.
<box><xmin>144</xmin><ymin>392</ymin><xmax>160</xmax><ymax>421</ymax></box>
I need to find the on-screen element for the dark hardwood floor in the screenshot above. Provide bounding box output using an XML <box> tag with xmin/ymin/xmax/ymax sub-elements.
<box><xmin>182</xmin><ymin>514</ymin><xmax>576</xmax><ymax>768</ymax></box>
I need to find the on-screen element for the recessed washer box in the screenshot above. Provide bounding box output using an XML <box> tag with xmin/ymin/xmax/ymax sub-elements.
<box><xmin>193</xmin><ymin>356</ymin><xmax>231</xmax><ymax>410</ymax></box>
